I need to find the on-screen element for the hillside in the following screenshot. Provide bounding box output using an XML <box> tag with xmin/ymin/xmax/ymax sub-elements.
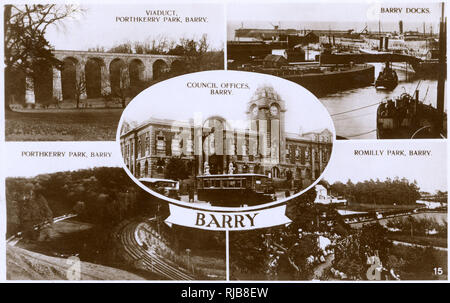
<box><xmin>7</xmin><ymin>245</ymin><xmax>144</xmax><ymax>280</ymax></box>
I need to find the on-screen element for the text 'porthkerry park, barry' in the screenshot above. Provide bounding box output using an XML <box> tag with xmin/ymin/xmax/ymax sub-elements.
<box><xmin>21</xmin><ymin>151</ymin><xmax>113</xmax><ymax>158</ymax></box>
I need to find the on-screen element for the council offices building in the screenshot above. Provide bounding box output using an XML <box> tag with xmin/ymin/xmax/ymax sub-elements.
<box><xmin>120</xmin><ymin>86</ymin><xmax>333</xmax><ymax>189</ymax></box>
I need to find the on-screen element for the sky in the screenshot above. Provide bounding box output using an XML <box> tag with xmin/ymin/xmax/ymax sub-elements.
<box><xmin>323</xmin><ymin>140</ymin><xmax>447</xmax><ymax>193</ymax></box>
<box><xmin>42</xmin><ymin>2</ymin><xmax>443</xmax><ymax>48</ymax></box>
<box><xmin>120</xmin><ymin>70</ymin><xmax>335</xmax><ymax>135</ymax></box>
<box><xmin>227</xmin><ymin>2</ymin><xmax>442</xmax><ymax>40</ymax></box>
<box><xmin>227</xmin><ymin>2</ymin><xmax>442</xmax><ymax>23</ymax></box>
<box><xmin>44</xmin><ymin>2</ymin><xmax>225</xmax><ymax>51</ymax></box>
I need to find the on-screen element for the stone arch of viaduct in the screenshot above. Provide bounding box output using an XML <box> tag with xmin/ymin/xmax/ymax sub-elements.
<box><xmin>25</xmin><ymin>50</ymin><xmax>184</xmax><ymax>103</ymax></box>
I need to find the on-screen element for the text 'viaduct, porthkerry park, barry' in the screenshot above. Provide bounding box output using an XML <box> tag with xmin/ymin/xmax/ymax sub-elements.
<box><xmin>4</xmin><ymin>4</ymin><xmax>224</xmax><ymax>141</ymax></box>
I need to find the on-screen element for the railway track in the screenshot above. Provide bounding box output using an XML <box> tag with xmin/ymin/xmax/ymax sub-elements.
<box><xmin>119</xmin><ymin>221</ymin><xmax>194</xmax><ymax>280</ymax></box>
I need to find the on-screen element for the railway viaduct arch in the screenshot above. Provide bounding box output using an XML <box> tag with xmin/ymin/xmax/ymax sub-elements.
<box><xmin>24</xmin><ymin>50</ymin><xmax>184</xmax><ymax>104</ymax></box>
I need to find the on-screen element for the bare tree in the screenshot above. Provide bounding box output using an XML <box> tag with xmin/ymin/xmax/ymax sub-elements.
<box><xmin>74</xmin><ymin>71</ymin><xmax>86</xmax><ymax>109</ymax></box>
<box><xmin>4</xmin><ymin>4</ymin><xmax>84</xmax><ymax>70</ymax></box>
<box><xmin>197</xmin><ymin>34</ymin><xmax>210</xmax><ymax>55</ymax></box>
<box><xmin>108</xmin><ymin>42</ymin><xmax>133</xmax><ymax>54</ymax></box>
<box><xmin>4</xmin><ymin>4</ymin><xmax>84</xmax><ymax>109</ymax></box>
<box><xmin>114</xmin><ymin>67</ymin><xmax>130</xmax><ymax>108</ymax></box>
<box><xmin>88</xmin><ymin>45</ymin><xmax>106</xmax><ymax>52</ymax></box>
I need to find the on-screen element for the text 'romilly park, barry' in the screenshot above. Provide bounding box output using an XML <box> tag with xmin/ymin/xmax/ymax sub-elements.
<box><xmin>353</xmin><ymin>149</ymin><xmax>432</xmax><ymax>156</ymax></box>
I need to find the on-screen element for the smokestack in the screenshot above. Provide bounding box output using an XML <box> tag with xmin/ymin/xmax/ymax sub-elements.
<box><xmin>385</xmin><ymin>37</ymin><xmax>389</xmax><ymax>50</ymax></box>
<box><xmin>379</xmin><ymin>37</ymin><xmax>384</xmax><ymax>49</ymax></box>
<box><xmin>399</xmin><ymin>20</ymin><xmax>403</xmax><ymax>34</ymax></box>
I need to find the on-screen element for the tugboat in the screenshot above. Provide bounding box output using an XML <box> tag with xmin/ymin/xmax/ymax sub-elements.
<box><xmin>376</xmin><ymin>91</ymin><xmax>447</xmax><ymax>139</ymax></box>
<box><xmin>375</xmin><ymin>62</ymin><xmax>398</xmax><ymax>90</ymax></box>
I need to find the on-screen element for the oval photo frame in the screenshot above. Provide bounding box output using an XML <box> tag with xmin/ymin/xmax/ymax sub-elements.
<box><xmin>116</xmin><ymin>70</ymin><xmax>336</xmax><ymax>214</ymax></box>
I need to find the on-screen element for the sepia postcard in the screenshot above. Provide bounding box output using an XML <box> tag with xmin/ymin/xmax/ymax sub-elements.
<box><xmin>0</xmin><ymin>0</ymin><xmax>448</xmax><ymax>292</ymax></box>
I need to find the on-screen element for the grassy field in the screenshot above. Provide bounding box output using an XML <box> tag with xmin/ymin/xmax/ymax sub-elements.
<box><xmin>5</xmin><ymin>109</ymin><xmax>123</xmax><ymax>141</ymax></box>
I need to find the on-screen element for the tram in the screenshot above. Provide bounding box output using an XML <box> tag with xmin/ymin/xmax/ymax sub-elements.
<box><xmin>196</xmin><ymin>173</ymin><xmax>276</xmax><ymax>207</ymax></box>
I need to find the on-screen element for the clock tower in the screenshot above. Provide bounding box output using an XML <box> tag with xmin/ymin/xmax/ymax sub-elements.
<box><xmin>247</xmin><ymin>85</ymin><xmax>286</xmax><ymax>165</ymax></box>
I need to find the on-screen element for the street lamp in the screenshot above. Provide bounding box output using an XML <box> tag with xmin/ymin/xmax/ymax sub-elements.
<box><xmin>185</xmin><ymin>248</ymin><xmax>191</xmax><ymax>270</ymax></box>
<box><xmin>408</xmin><ymin>215</ymin><xmax>414</xmax><ymax>238</ymax></box>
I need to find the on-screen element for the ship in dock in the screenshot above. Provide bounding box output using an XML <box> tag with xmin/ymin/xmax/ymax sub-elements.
<box><xmin>236</xmin><ymin>60</ymin><xmax>374</xmax><ymax>96</ymax></box>
<box><xmin>228</xmin><ymin>20</ymin><xmax>442</xmax><ymax>93</ymax></box>
<box><xmin>376</xmin><ymin>90</ymin><xmax>447</xmax><ymax>139</ymax></box>
<box><xmin>375</xmin><ymin>62</ymin><xmax>398</xmax><ymax>90</ymax></box>
<box><xmin>376</xmin><ymin>4</ymin><xmax>446</xmax><ymax>139</ymax></box>
<box><xmin>228</xmin><ymin>26</ymin><xmax>375</xmax><ymax>96</ymax></box>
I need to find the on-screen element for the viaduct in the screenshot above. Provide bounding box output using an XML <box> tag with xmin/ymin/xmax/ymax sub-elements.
<box><xmin>24</xmin><ymin>50</ymin><xmax>184</xmax><ymax>104</ymax></box>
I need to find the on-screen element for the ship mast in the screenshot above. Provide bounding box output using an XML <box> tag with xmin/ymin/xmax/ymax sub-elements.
<box><xmin>436</xmin><ymin>2</ymin><xmax>446</xmax><ymax>137</ymax></box>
